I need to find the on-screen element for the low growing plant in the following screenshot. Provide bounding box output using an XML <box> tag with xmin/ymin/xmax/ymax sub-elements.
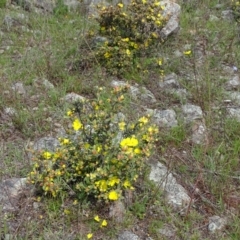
<box><xmin>81</xmin><ymin>0</ymin><xmax>167</xmax><ymax>75</ymax></box>
<box><xmin>28</xmin><ymin>85</ymin><xmax>158</xmax><ymax>203</ymax></box>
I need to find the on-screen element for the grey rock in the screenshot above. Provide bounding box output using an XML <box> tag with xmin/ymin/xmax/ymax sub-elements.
<box><xmin>226</xmin><ymin>75</ymin><xmax>240</xmax><ymax>90</ymax></box>
<box><xmin>147</xmin><ymin>109</ymin><xmax>178</xmax><ymax>128</ymax></box>
<box><xmin>42</xmin><ymin>78</ymin><xmax>55</xmax><ymax>89</ymax></box>
<box><xmin>111</xmin><ymin>80</ymin><xmax>156</xmax><ymax>104</ymax></box>
<box><xmin>229</xmin><ymin>92</ymin><xmax>240</xmax><ymax>105</ymax></box>
<box><xmin>221</xmin><ymin>10</ymin><xmax>234</xmax><ymax>21</ymax></box>
<box><xmin>33</xmin><ymin>137</ymin><xmax>60</xmax><ymax>152</ymax></box>
<box><xmin>0</xmin><ymin>178</ymin><xmax>28</xmax><ymax>211</ymax></box>
<box><xmin>158</xmin><ymin>225</ymin><xmax>176</xmax><ymax>238</ymax></box>
<box><xmin>118</xmin><ymin>231</ymin><xmax>140</xmax><ymax>240</ymax></box>
<box><xmin>3</xmin><ymin>15</ymin><xmax>14</xmax><ymax>28</ymax></box>
<box><xmin>149</xmin><ymin>162</ymin><xmax>191</xmax><ymax>214</ymax></box>
<box><xmin>63</xmin><ymin>0</ymin><xmax>80</xmax><ymax>11</ymax></box>
<box><xmin>62</xmin><ymin>92</ymin><xmax>86</xmax><ymax>103</ymax></box>
<box><xmin>159</xmin><ymin>73</ymin><xmax>180</xmax><ymax>89</ymax></box>
<box><xmin>209</xmin><ymin>15</ymin><xmax>219</xmax><ymax>21</ymax></box>
<box><xmin>160</xmin><ymin>0</ymin><xmax>181</xmax><ymax>38</ymax></box>
<box><xmin>208</xmin><ymin>216</ymin><xmax>227</xmax><ymax>233</ymax></box>
<box><xmin>227</xmin><ymin>108</ymin><xmax>240</xmax><ymax>122</ymax></box>
<box><xmin>182</xmin><ymin>104</ymin><xmax>203</xmax><ymax>123</ymax></box>
<box><xmin>3</xmin><ymin>107</ymin><xmax>16</xmax><ymax>117</ymax></box>
<box><xmin>191</xmin><ymin>120</ymin><xmax>208</xmax><ymax>145</ymax></box>
<box><xmin>109</xmin><ymin>200</ymin><xmax>126</xmax><ymax>223</ymax></box>
<box><xmin>11</xmin><ymin>82</ymin><xmax>26</xmax><ymax>95</ymax></box>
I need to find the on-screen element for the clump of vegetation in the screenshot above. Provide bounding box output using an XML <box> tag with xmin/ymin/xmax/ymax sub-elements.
<box><xmin>80</xmin><ymin>0</ymin><xmax>167</xmax><ymax>76</ymax></box>
<box><xmin>0</xmin><ymin>0</ymin><xmax>6</xmax><ymax>8</ymax></box>
<box><xmin>28</xmin><ymin>85</ymin><xmax>158</xmax><ymax>203</ymax></box>
<box><xmin>231</xmin><ymin>0</ymin><xmax>240</xmax><ymax>22</ymax></box>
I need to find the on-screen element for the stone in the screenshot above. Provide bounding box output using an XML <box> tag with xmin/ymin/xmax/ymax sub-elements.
<box><xmin>0</xmin><ymin>178</ymin><xmax>28</xmax><ymax>211</ymax></box>
<box><xmin>159</xmin><ymin>73</ymin><xmax>180</xmax><ymax>89</ymax></box>
<box><xmin>160</xmin><ymin>0</ymin><xmax>181</xmax><ymax>38</ymax></box>
<box><xmin>111</xmin><ymin>80</ymin><xmax>156</xmax><ymax>104</ymax></box>
<box><xmin>227</xmin><ymin>108</ymin><xmax>240</xmax><ymax>122</ymax></box>
<box><xmin>109</xmin><ymin>200</ymin><xmax>126</xmax><ymax>223</ymax></box>
<box><xmin>149</xmin><ymin>162</ymin><xmax>191</xmax><ymax>214</ymax></box>
<box><xmin>158</xmin><ymin>225</ymin><xmax>176</xmax><ymax>238</ymax></box>
<box><xmin>229</xmin><ymin>92</ymin><xmax>240</xmax><ymax>105</ymax></box>
<box><xmin>11</xmin><ymin>82</ymin><xmax>26</xmax><ymax>95</ymax></box>
<box><xmin>221</xmin><ymin>10</ymin><xmax>234</xmax><ymax>21</ymax></box>
<box><xmin>191</xmin><ymin>120</ymin><xmax>208</xmax><ymax>145</ymax></box>
<box><xmin>42</xmin><ymin>78</ymin><xmax>55</xmax><ymax>89</ymax></box>
<box><xmin>118</xmin><ymin>231</ymin><xmax>140</xmax><ymax>240</ymax></box>
<box><xmin>146</xmin><ymin>109</ymin><xmax>178</xmax><ymax>128</ymax></box>
<box><xmin>182</xmin><ymin>104</ymin><xmax>203</xmax><ymax>123</ymax></box>
<box><xmin>33</xmin><ymin>137</ymin><xmax>60</xmax><ymax>152</ymax></box>
<box><xmin>208</xmin><ymin>215</ymin><xmax>227</xmax><ymax>233</ymax></box>
<box><xmin>62</xmin><ymin>92</ymin><xmax>86</xmax><ymax>103</ymax></box>
<box><xmin>3</xmin><ymin>107</ymin><xmax>16</xmax><ymax>117</ymax></box>
<box><xmin>225</xmin><ymin>75</ymin><xmax>240</xmax><ymax>90</ymax></box>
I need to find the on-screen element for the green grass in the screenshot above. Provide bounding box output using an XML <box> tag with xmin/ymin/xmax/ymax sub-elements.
<box><xmin>2</xmin><ymin>0</ymin><xmax>240</xmax><ymax>239</ymax></box>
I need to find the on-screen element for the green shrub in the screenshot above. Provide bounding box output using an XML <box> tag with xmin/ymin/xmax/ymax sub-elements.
<box><xmin>0</xmin><ymin>0</ymin><xmax>6</xmax><ymax>8</ymax></box>
<box><xmin>28</xmin><ymin>85</ymin><xmax>158</xmax><ymax>203</ymax></box>
<box><xmin>232</xmin><ymin>0</ymin><xmax>240</xmax><ymax>22</ymax></box>
<box><xmin>81</xmin><ymin>0</ymin><xmax>167</xmax><ymax>76</ymax></box>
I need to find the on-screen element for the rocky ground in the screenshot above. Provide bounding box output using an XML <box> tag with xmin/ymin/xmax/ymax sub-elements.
<box><xmin>1</xmin><ymin>0</ymin><xmax>240</xmax><ymax>239</ymax></box>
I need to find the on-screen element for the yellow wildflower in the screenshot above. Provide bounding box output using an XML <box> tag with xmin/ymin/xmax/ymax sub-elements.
<box><xmin>72</xmin><ymin>118</ymin><xmax>83</xmax><ymax>131</ymax></box>
<box><xmin>123</xmin><ymin>180</ymin><xmax>132</xmax><ymax>188</ymax></box>
<box><xmin>94</xmin><ymin>215</ymin><xmax>100</xmax><ymax>222</ymax></box>
<box><xmin>138</xmin><ymin>116</ymin><xmax>149</xmax><ymax>125</ymax></box>
<box><xmin>157</xmin><ymin>59</ymin><xmax>162</xmax><ymax>66</ymax></box>
<box><xmin>118</xmin><ymin>121</ymin><xmax>126</xmax><ymax>131</ymax></box>
<box><xmin>67</xmin><ymin>110</ymin><xmax>73</xmax><ymax>116</ymax></box>
<box><xmin>108</xmin><ymin>190</ymin><xmax>119</xmax><ymax>200</ymax></box>
<box><xmin>184</xmin><ymin>50</ymin><xmax>192</xmax><ymax>55</ymax></box>
<box><xmin>120</xmin><ymin>136</ymin><xmax>138</xmax><ymax>147</ymax></box>
<box><xmin>154</xmin><ymin>1</ymin><xmax>160</xmax><ymax>6</ymax></box>
<box><xmin>117</xmin><ymin>3</ymin><xmax>123</xmax><ymax>8</ymax></box>
<box><xmin>134</xmin><ymin>148</ymin><xmax>141</xmax><ymax>154</ymax></box>
<box><xmin>142</xmin><ymin>0</ymin><xmax>147</xmax><ymax>3</ymax></box>
<box><xmin>87</xmin><ymin>233</ymin><xmax>93</xmax><ymax>239</ymax></box>
<box><xmin>95</xmin><ymin>180</ymin><xmax>107</xmax><ymax>192</ymax></box>
<box><xmin>121</xmin><ymin>38</ymin><xmax>129</xmax><ymax>42</ymax></box>
<box><xmin>108</xmin><ymin>176</ymin><xmax>120</xmax><ymax>186</ymax></box>
<box><xmin>104</xmin><ymin>52</ymin><xmax>111</xmax><ymax>58</ymax></box>
<box><xmin>126</xmin><ymin>49</ymin><xmax>131</xmax><ymax>56</ymax></box>
<box><xmin>42</xmin><ymin>151</ymin><xmax>52</xmax><ymax>159</ymax></box>
<box><xmin>101</xmin><ymin>219</ymin><xmax>108</xmax><ymax>227</ymax></box>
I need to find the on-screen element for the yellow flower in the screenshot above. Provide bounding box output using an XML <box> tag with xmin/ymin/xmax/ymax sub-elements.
<box><xmin>67</xmin><ymin>110</ymin><xmax>73</xmax><ymax>116</ymax></box>
<box><xmin>42</xmin><ymin>151</ymin><xmax>52</xmax><ymax>159</ymax></box>
<box><xmin>94</xmin><ymin>215</ymin><xmax>100</xmax><ymax>222</ymax></box>
<box><xmin>108</xmin><ymin>176</ymin><xmax>120</xmax><ymax>186</ymax></box>
<box><xmin>72</xmin><ymin>118</ymin><xmax>83</xmax><ymax>131</ymax></box>
<box><xmin>139</xmin><ymin>116</ymin><xmax>149</xmax><ymax>125</ymax></box>
<box><xmin>120</xmin><ymin>136</ymin><xmax>138</xmax><ymax>147</ymax></box>
<box><xmin>118</xmin><ymin>121</ymin><xmax>126</xmax><ymax>131</ymax></box>
<box><xmin>142</xmin><ymin>0</ymin><xmax>147</xmax><ymax>3</ymax></box>
<box><xmin>108</xmin><ymin>190</ymin><xmax>119</xmax><ymax>200</ymax></box>
<box><xmin>157</xmin><ymin>59</ymin><xmax>162</xmax><ymax>66</ymax></box>
<box><xmin>95</xmin><ymin>180</ymin><xmax>107</xmax><ymax>192</ymax></box>
<box><xmin>123</xmin><ymin>180</ymin><xmax>132</xmax><ymax>188</ymax></box>
<box><xmin>126</xmin><ymin>49</ymin><xmax>131</xmax><ymax>56</ymax></box>
<box><xmin>121</xmin><ymin>38</ymin><xmax>129</xmax><ymax>42</ymax></box>
<box><xmin>184</xmin><ymin>50</ymin><xmax>192</xmax><ymax>55</ymax></box>
<box><xmin>134</xmin><ymin>148</ymin><xmax>141</xmax><ymax>154</ymax></box>
<box><xmin>101</xmin><ymin>219</ymin><xmax>108</xmax><ymax>227</ymax></box>
<box><xmin>117</xmin><ymin>3</ymin><xmax>123</xmax><ymax>8</ymax></box>
<box><xmin>104</xmin><ymin>52</ymin><xmax>111</xmax><ymax>58</ymax></box>
<box><xmin>87</xmin><ymin>233</ymin><xmax>93</xmax><ymax>239</ymax></box>
<box><xmin>155</xmin><ymin>20</ymin><xmax>162</xmax><ymax>26</ymax></box>
<box><xmin>152</xmin><ymin>32</ymin><xmax>158</xmax><ymax>38</ymax></box>
<box><xmin>154</xmin><ymin>1</ymin><xmax>160</xmax><ymax>6</ymax></box>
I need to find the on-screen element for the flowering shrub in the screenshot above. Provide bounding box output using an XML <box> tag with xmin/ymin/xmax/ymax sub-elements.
<box><xmin>232</xmin><ymin>0</ymin><xmax>240</xmax><ymax>22</ymax></box>
<box><xmin>28</xmin><ymin>85</ymin><xmax>158</xmax><ymax>203</ymax></box>
<box><xmin>81</xmin><ymin>0</ymin><xmax>167</xmax><ymax>75</ymax></box>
